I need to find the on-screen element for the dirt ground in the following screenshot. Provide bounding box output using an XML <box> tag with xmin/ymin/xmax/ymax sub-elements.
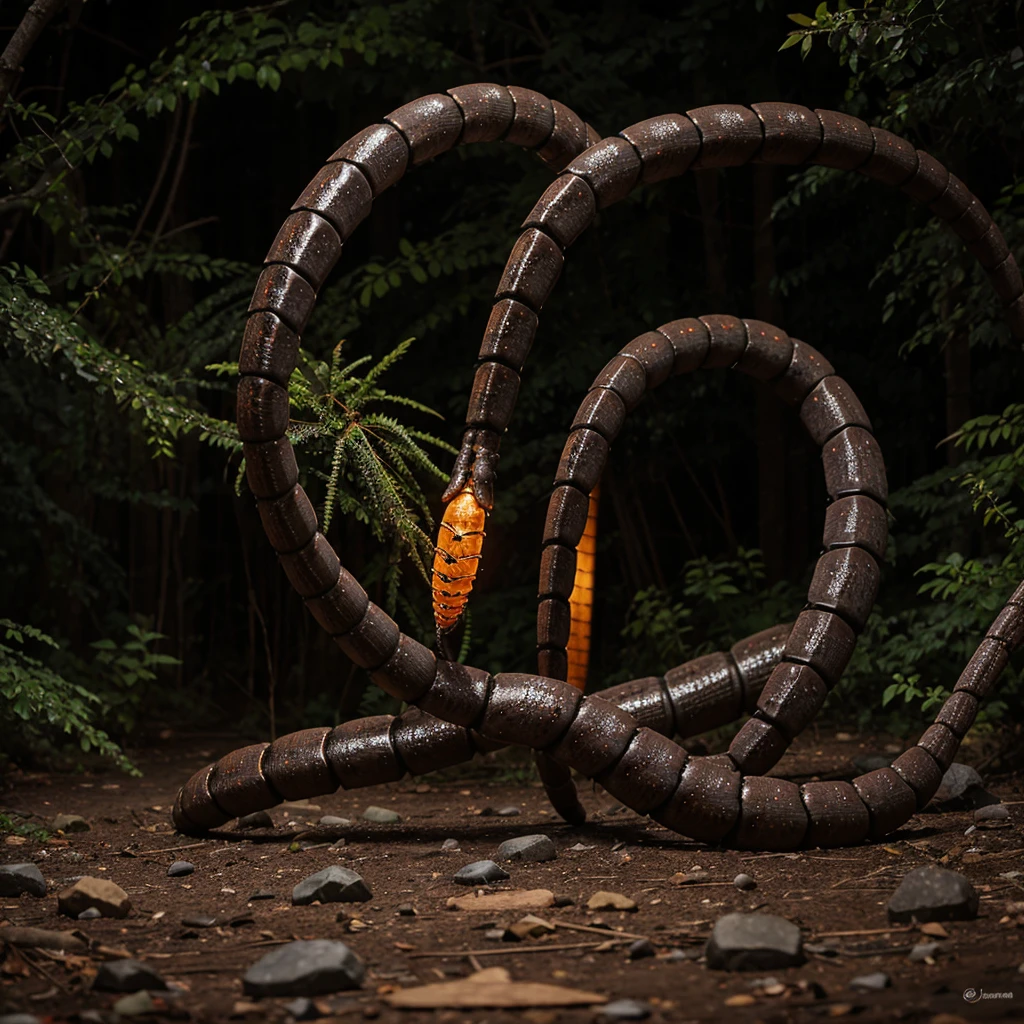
<box><xmin>2</xmin><ymin>730</ymin><xmax>1024</xmax><ymax>1023</ymax></box>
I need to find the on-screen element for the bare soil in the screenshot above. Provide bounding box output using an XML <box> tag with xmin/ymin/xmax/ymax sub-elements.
<box><xmin>2</xmin><ymin>730</ymin><xmax>1024</xmax><ymax>1023</ymax></box>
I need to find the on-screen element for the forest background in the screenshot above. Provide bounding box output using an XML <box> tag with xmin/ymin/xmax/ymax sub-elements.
<box><xmin>1</xmin><ymin>0</ymin><xmax>1022</xmax><ymax>778</ymax></box>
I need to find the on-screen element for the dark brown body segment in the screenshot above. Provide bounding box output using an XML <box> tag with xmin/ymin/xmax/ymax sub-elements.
<box><xmin>167</xmin><ymin>89</ymin><xmax>1024</xmax><ymax>851</ymax></box>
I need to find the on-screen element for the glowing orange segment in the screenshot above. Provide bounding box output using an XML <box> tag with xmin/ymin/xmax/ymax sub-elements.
<box><xmin>432</xmin><ymin>485</ymin><xmax>487</xmax><ymax>633</ymax></box>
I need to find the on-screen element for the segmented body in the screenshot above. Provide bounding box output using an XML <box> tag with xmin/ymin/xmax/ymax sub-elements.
<box><xmin>177</xmin><ymin>85</ymin><xmax>1024</xmax><ymax>850</ymax></box>
<box><xmin>432</xmin><ymin>486</ymin><xmax>486</xmax><ymax>634</ymax></box>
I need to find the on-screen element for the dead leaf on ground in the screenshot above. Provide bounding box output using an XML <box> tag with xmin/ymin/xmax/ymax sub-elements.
<box><xmin>384</xmin><ymin>966</ymin><xmax>607</xmax><ymax>1009</ymax></box>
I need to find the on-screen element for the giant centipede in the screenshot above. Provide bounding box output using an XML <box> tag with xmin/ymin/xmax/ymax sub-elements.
<box><xmin>180</xmin><ymin>86</ymin><xmax>1024</xmax><ymax>850</ymax></box>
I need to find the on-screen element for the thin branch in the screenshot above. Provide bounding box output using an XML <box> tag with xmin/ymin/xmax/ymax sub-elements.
<box><xmin>152</xmin><ymin>99</ymin><xmax>198</xmax><ymax>242</ymax></box>
<box><xmin>0</xmin><ymin>0</ymin><xmax>67</xmax><ymax>113</ymax></box>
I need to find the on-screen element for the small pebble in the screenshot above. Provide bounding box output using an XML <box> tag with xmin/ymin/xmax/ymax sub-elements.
<box><xmin>850</xmin><ymin>972</ymin><xmax>890</xmax><ymax>991</ymax></box>
<box><xmin>441</xmin><ymin>839</ymin><xmax>460</xmax><ymax>851</ymax></box>
<box><xmin>453</xmin><ymin>860</ymin><xmax>510</xmax><ymax>886</ymax></box>
<box><xmin>167</xmin><ymin>861</ymin><xmax>194</xmax><ymax>877</ymax></box>
<box><xmin>362</xmin><ymin>806</ymin><xmax>401</xmax><ymax>824</ymax></box>
<box><xmin>733</xmin><ymin>873</ymin><xmax>756</xmax><ymax>891</ymax></box>
<box><xmin>50</xmin><ymin>813</ymin><xmax>90</xmax><ymax>834</ymax></box>
<box><xmin>601</xmin><ymin>999</ymin><xmax>651</xmax><ymax>1020</ymax></box>
<box><xmin>293</xmin><ymin>867</ymin><xmax>372</xmax><ymax>906</ymax></box>
<box><xmin>284</xmin><ymin>997</ymin><xmax>320</xmax><ymax>1020</ymax></box>
<box><xmin>318</xmin><ymin>816</ymin><xmax>352</xmax><ymax>827</ymax></box>
<box><xmin>93</xmin><ymin>959</ymin><xmax>168</xmax><ymax>993</ymax></box>
<box><xmin>587</xmin><ymin>891</ymin><xmax>637</xmax><ymax>912</ymax></box>
<box><xmin>628</xmin><ymin>938</ymin><xmax>655</xmax><ymax>960</ymax></box>
<box><xmin>975</xmin><ymin>803</ymin><xmax>1010</xmax><ymax>822</ymax></box>
<box><xmin>496</xmin><ymin>835</ymin><xmax>557</xmax><ymax>863</ymax></box>
<box><xmin>397</xmin><ymin>904</ymin><xmax>417</xmax><ymax>917</ymax></box>
<box><xmin>908</xmin><ymin>941</ymin><xmax>940</xmax><ymax>962</ymax></box>
<box><xmin>77</xmin><ymin>907</ymin><xmax>101</xmax><ymax>920</ymax></box>
<box><xmin>497</xmin><ymin>806</ymin><xmax>520</xmax><ymax>817</ymax></box>
<box><xmin>236</xmin><ymin>810</ymin><xmax>274</xmax><ymax>830</ymax></box>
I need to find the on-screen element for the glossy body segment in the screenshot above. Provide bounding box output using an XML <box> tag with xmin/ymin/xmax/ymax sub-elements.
<box><xmin>565</xmin><ymin>483</ymin><xmax>599</xmax><ymax>691</ymax></box>
<box><xmin>186</xmin><ymin>89</ymin><xmax>1024</xmax><ymax>852</ymax></box>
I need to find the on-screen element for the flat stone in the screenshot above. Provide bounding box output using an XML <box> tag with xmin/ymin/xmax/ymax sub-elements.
<box><xmin>292</xmin><ymin>866</ymin><xmax>372</xmax><ymax>906</ymax></box>
<box><xmin>850</xmin><ymin>972</ymin><xmax>890</xmax><ymax>990</ymax></box>
<box><xmin>0</xmin><ymin>863</ymin><xmax>46</xmax><ymax>898</ymax></box>
<box><xmin>908</xmin><ymin>941</ymin><xmax>941</xmax><ymax>962</ymax></box>
<box><xmin>167</xmin><ymin>861</ymin><xmax>194</xmax><ymax>877</ymax></box>
<box><xmin>362</xmin><ymin>806</ymin><xmax>401</xmax><ymax>824</ymax></box>
<box><xmin>497</xmin><ymin>835</ymin><xmax>557</xmax><ymax>863</ymax></box>
<box><xmin>441</xmin><ymin>839</ymin><xmax>460</xmax><ymax>851</ymax></box>
<box><xmin>887</xmin><ymin>866</ymin><xmax>978</xmax><ymax>923</ymax></box>
<box><xmin>975</xmin><ymin>803</ymin><xmax>1010</xmax><ymax>822</ymax></box>
<box><xmin>242</xmin><ymin>939</ymin><xmax>364</xmax><ymax>997</ymax></box>
<box><xmin>705</xmin><ymin>912</ymin><xmax>805</xmax><ymax>971</ymax></box>
<box><xmin>284</xmin><ymin>996</ymin><xmax>322</xmax><ymax>1020</ymax></box>
<box><xmin>929</xmin><ymin>763</ymin><xmax>997</xmax><ymax>809</ymax></box>
<box><xmin>601</xmin><ymin>999</ymin><xmax>651</xmax><ymax>1020</ymax></box>
<box><xmin>50</xmin><ymin>813</ymin><xmax>90</xmax><ymax>834</ymax></box>
<box><xmin>58</xmin><ymin>877</ymin><xmax>131</xmax><ymax>919</ymax></box>
<box><xmin>453</xmin><ymin>860</ymin><xmax>510</xmax><ymax>886</ymax></box>
<box><xmin>318</xmin><ymin>816</ymin><xmax>351</xmax><ymax>827</ymax></box>
<box><xmin>587</xmin><ymin>891</ymin><xmax>637</xmax><ymax>912</ymax></box>
<box><xmin>181</xmin><ymin>914</ymin><xmax>217</xmax><ymax>928</ymax></box>
<box><xmin>111</xmin><ymin>991</ymin><xmax>155</xmax><ymax>1016</ymax></box>
<box><xmin>733</xmin><ymin>873</ymin><xmax>756</xmax><ymax>891</ymax></box>
<box><xmin>508</xmin><ymin>914</ymin><xmax>555</xmax><ymax>940</ymax></box>
<box><xmin>78</xmin><ymin>907</ymin><xmax>101</xmax><ymax>920</ymax></box>
<box><xmin>93</xmin><ymin>959</ymin><xmax>168</xmax><ymax>993</ymax></box>
<box><xmin>448</xmin><ymin>889</ymin><xmax>554</xmax><ymax>912</ymax></box>
<box><xmin>628</xmin><ymin>939</ymin><xmax>656</xmax><ymax>960</ymax></box>
<box><xmin>497</xmin><ymin>806</ymin><xmax>521</xmax><ymax>817</ymax></box>
<box><xmin>236</xmin><ymin>810</ymin><xmax>274</xmax><ymax>829</ymax></box>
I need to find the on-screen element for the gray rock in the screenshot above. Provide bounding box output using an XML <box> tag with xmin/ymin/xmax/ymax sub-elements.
<box><xmin>929</xmin><ymin>763</ymin><xmax>997</xmax><ymax>809</ymax></box>
<box><xmin>50</xmin><ymin>813</ymin><xmax>89</xmax><ymax>834</ymax></box>
<box><xmin>975</xmin><ymin>803</ymin><xmax>1010</xmax><ymax>822</ymax></box>
<box><xmin>292</xmin><ymin>866</ymin><xmax>372</xmax><ymax>906</ymax></box>
<box><xmin>0</xmin><ymin>863</ymin><xmax>46</xmax><ymax>898</ymax></box>
<box><xmin>850</xmin><ymin>972</ymin><xmax>890</xmax><ymax>990</ymax></box>
<box><xmin>453</xmin><ymin>860</ymin><xmax>510</xmax><ymax>886</ymax></box>
<box><xmin>601</xmin><ymin>999</ymin><xmax>652</xmax><ymax>1020</ymax></box>
<box><xmin>887</xmin><ymin>865</ymin><xmax>979</xmax><ymax>923</ymax></box>
<box><xmin>908</xmin><ymin>941</ymin><xmax>941</xmax><ymax>962</ymax></box>
<box><xmin>397</xmin><ymin>904</ymin><xmax>416</xmax><ymax>917</ymax></box>
<box><xmin>496</xmin><ymin>835</ymin><xmax>557</xmax><ymax>863</ymax></box>
<box><xmin>497</xmin><ymin>806</ymin><xmax>521</xmax><ymax>817</ymax></box>
<box><xmin>362</xmin><ymin>805</ymin><xmax>401</xmax><ymax>824</ymax></box>
<box><xmin>181</xmin><ymin>914</ymin><xmax>217</xmax><ymax>928</ymax></box>
<box><xmin>236</xmin><ymin>810</ymin><xmax>274</xmax><ymax>829</ymax></box>
<box><xmin>628</xmin><ymin>938</ymin><xmax>656</xmax><ymax>960</ymax></box>
<box><xmin>441</xmin><ymin>838</ymin><xmax>460</xmax><ymax>851</ymax></box>
<box><xmin>112</xmin><ymin>991</ymin><xmax>155</xmax><ymax>1016</ymax></box>
<box><xmin>93</xmin><ymin>959</ymin><xmax>168</xmax><ymax>993</ymax></box>
<box><xmin>284</xmin><ymin>997</ymin><xmax>320</xmax><ymax>1020</ymax></box>
<box><xmin>167</xmin><ymin>861</ymin><xmax>194</xmax><ymax>877</ymax></box>
<box><xmin>242</xmin><ymin>939</ymin><xmax>364</xmax><ymax>997</ymax></box>
<box><xmin>733</xmin><ymin>873</ymin><xmax>756</xmax><ymax>891</ymax></box>
<box><xmin>318</xmin><ymin>816</ymin><xmax>351</xmax><ymax>827</ymax></box>
<box><xmin>78</xmin><ymin>907</ymin><xmax>101</xmax><ymax>920</ymax></box>
<box><xmin>705</xmin><ymin>912</ymin><xmax>805</xmax><ymax>971</ymax></box>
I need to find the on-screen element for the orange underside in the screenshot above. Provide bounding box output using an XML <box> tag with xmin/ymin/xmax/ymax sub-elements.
<box><xmin>566</xmin><ymin>482</ymin><xmax>599</xmax><ymax>691</ymax></box>
<box><xmin>433</xmin><ymin>486</ymin><xmax>487</xmax><ymax>633</ymax></box>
